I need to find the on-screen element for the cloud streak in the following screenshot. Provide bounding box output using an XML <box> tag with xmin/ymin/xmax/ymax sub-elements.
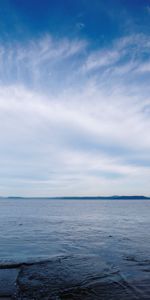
<box><xmin>0</xmin><ymin>34</ymin><xmax>150</xmax><ymax>196</ymax></box>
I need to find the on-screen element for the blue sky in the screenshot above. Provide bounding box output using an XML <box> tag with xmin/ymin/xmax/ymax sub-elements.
<box><xmin>0</xmin><ymin>0</ymin><xmax>150</xmax><ymax>196</ymax></box>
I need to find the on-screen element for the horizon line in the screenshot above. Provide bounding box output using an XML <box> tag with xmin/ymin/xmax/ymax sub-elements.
<box><xmin>1</xmin><ymin>195</ymin><xmax>150</xmax><ymax>199</ymax></box>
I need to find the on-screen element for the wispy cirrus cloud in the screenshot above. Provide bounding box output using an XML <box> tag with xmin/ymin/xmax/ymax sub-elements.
<box><xmin>0</xmin><ymin>35</ymin><xmax>87</xmax><ymax>91</ymax></box>
<box><xmin>82</xmin><ymin>34</ymin><xmax>150</xmax><ymax>77</ymax></box>
<box><xmin>0</xmin><ymin>33</ymin><xmax>150</xmax><ymax>196</ymax></box>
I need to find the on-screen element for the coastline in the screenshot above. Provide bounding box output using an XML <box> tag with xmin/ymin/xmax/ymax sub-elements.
<box><xmin>2</xmin><ymin>196</ymin><xmax>150</xmax><ymax>200</ymax></box>
<box><xmin>1</xmin><ymin>255</ymin><xmax>150</xmax><ymax>300</ymax></box>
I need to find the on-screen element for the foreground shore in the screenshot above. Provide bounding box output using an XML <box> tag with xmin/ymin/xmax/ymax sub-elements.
<box><xmin>0</xmin><ymin>255</ymin><xmax>150</xmax><ymax>300</ymax></box>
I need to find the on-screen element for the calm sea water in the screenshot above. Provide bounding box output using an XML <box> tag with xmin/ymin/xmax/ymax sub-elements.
<box><xmin>0</xmin><ymin>199</ymin><xmax>150</xmax><ymax>299</ymax></box>
<box><xmin>0</xmin><ymin>198</ymin><xmax>150</xmax><ymax>264</ymax></box>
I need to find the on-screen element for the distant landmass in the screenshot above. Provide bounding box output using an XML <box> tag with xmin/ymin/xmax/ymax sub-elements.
<box><xmin>1</xmin><ymin>195</ymin><xmax>150</xmax><ymax>200</ymax></box>
<box><xmin>55</xmin><ymin>195</ymin><xmax>150</xmax><ymax>200</ymax></box>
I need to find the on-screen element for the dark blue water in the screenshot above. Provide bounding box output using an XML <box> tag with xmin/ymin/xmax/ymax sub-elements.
<box><xmin>0</xmin><ymin>199</ymin><xmax>150</xmax><ymax>299</ymax></box>
<box><xmin>0</xmin><ymin>199</ymin><xmax>150</xmax><ymax>264</ymax></box>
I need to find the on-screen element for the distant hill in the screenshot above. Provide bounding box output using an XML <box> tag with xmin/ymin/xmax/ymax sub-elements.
<box><xmin>1</xmin><ymin>195</ymin><xmax>150</xmax><ymax>200</ymax></box>
<box><xmin>53</xmin><ymin>196</ymin><xmax>150</xmax><ymax>200</ymax></box>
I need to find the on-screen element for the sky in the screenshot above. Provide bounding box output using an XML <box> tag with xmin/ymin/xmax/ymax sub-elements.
<box><xmin>0</xmin><ymin>0</ymin><xmax>150</xmax><ymax>197</ymax></box>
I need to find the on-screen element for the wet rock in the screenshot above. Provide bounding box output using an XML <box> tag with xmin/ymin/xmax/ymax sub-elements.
<box><xmin>1</xmin><ymin>255</ymin><xmax>147</xmax><ymax>299</ymax></box>
<box><xmin>0</xmin><ymin>268</ymin><xmax>19</xmax><ymax>298</ymax></box>
<box><xmin>15</xmin><ymin>256</ymin><xmax>115</xmax><ymax>299</ymax></box>
<box><xmin>13</xmin><ymin>255</ymin><xmax>146</xmax><ymax>300</ymax></box>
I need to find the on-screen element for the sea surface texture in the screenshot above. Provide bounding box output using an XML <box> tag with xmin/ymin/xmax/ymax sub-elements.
<box><xmin>0</xmin><ymin>199</ymin><xmax>150</xmax><ymax>299</ymax></box>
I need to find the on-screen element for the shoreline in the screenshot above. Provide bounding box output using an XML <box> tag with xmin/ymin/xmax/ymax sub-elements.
<box><xmin>0</xmin><ymin>255</ymin><xmax>150</xmax><ymax>300</ymax></box>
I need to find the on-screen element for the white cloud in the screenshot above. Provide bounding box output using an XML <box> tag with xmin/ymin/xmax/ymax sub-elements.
<box><xmin>0</xmin><ymin>34</ymin><xmax>149</xmax><ymax>196</ymax></box>
<box><xmin>82</xmin><ymin>34</ymin><xmax>150</xmax><ymax>76</ymax></box>
<box><xmin>137</xmin><ymin>61</ymin><xmax>150</xmax><ymax>73</ymax></box>
<box><xmin>0</xmin><ymin>35</ymin><xmax>87</xmax><ymax>92</ymax></box>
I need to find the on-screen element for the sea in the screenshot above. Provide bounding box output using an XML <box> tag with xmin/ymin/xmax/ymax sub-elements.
<box><xmin>0</xmin><ymin>198</ymin><xmax>150</xmax><ymax>299</ymax></box>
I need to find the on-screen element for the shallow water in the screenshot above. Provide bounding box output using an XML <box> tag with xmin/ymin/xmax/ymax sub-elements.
<box><xmin>0</xmin><ymin>199</ymin><xmax>150</xmax><ymax>299</ymax></box>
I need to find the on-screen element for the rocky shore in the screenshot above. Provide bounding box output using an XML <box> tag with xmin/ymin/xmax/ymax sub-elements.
<box><xmin>0</xmin><ymin>255</ymin><xmax>150</xmax><ymax>300</ymax></box>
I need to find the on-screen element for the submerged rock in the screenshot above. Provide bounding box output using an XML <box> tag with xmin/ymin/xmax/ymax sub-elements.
<box><xmin>13</xmin><ymin>255</ymin><xmax>150</xmax><ymax>300</ymax></box>
<box><xmin>0</xmin><ymin>268</ymin><xmax>18</xmax><ymax>298</ymax></box>
<box><xmin>15</xmin><ymin>256</ymin><xmax>114</xmax><ymax>299</ymax></box>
